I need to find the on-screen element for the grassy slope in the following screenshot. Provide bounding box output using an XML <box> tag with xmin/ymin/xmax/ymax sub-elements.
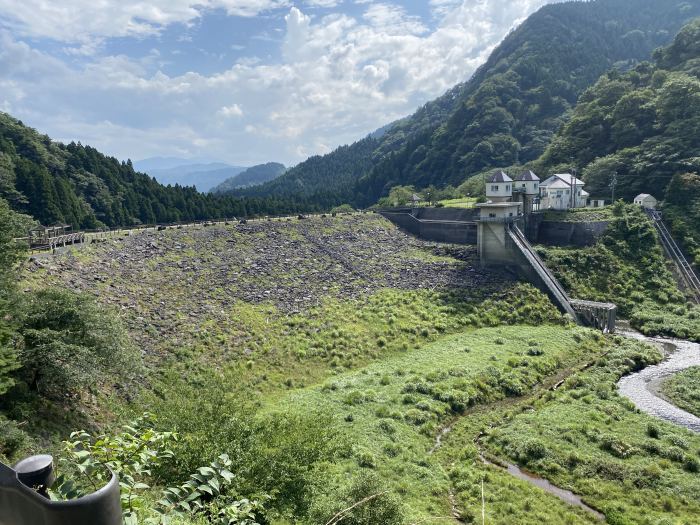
<box><xmin>661</xmin><ymin>367</ymin><xmax>700</xmax><ymax>418</ymax></box>
<box><xmin>438</xmin><ymin>197</ymin><xmax>478</xmax><ymax>209</ymax></box>
<box><xmin>537</xmin><ymin>205</ymin><xmax>700</xmax><ymax>341</ymax></box>
<box><xmin>276</xmin><ymin>325</ymin><xmax>600</xmax><ymax>523</ymax></box>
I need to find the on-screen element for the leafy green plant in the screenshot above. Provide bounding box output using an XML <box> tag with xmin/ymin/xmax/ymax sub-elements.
<box><xmin>50</xmin><ymin>414</ymin><xmax>268</xmax><ymax>525</ymax></box>
<box><xmin>51</xmin><ymin>413</ymin><xmax>176</xmax><ymax>523</ymax></box>
<box><xmin>150</xmin><ymin>454</ymin><xmax>267</xmax><ymax>525</ymax></box>
<box><xmin>17</xmin><ymin>288</ymin><xmax>140</xmax><ymax>398</ymax></box>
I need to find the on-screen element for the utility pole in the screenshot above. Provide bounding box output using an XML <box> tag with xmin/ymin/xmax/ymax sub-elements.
<box><xmin>569</xmin><ymin>157</ymin><xmax>576</xmax><ymax>210</ymax></box>
<box><xmin>610</xmin><ymin>171</ymin><xmax>618</xmax><ymax>204</ymax></box>
<box><xmin>481</xmin><ymin>478</ymin><xmax>486</xmax><ymax>525</ymax></box>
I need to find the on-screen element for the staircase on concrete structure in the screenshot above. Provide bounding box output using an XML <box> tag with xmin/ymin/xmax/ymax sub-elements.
<box><xmin>508</xmin><ymin>224</ymin><xmax>617</xmax><ymax>333</ymax></box>
<box><xmin>646</xmin><ymin>209</ymin><xmax>700</xmax><ymax>304</ymax></box>
<box><xmin>507</xmin><ymin>224</ymin><xmax>579</xmax><ymax>320</ymax></box>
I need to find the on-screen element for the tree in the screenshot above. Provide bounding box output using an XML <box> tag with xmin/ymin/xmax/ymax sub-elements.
<box><xmin>0</xmin><ymin>198</ymin><xmax>25</xmax><ymax>395</ymax></box>
<box><xmin>382</xmin><ymin>185</ymin><xmax>416</xmax><ymax>207</ymax></box>
<box><xmin>17</xmin><ymin>289</ymin><xmax>139</xmax><ymax>398</ymax></box>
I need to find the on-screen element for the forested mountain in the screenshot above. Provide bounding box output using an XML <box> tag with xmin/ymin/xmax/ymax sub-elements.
<box><xmin>210</xmin><ymin>162</ymin><xmax>286</xmax><ymax>194</ymax></box>
<box><xmin>236</xmin><ymin>136</ymin><xmax>378</xmax><ymax>209</ymax></box>
<box><xmin>237</xmin><ymin>0</ymin><xmax>700</xmax><ymax>208</ymax></box>
<box><xmin>534</xmin><ymin>18</ymin><xmax>700</xmax><ymax>264</ymax></box>
<box><xmin>0</xmin><ymin>113</ymin><xmax>324</xmax><ymax>229</ymax></box>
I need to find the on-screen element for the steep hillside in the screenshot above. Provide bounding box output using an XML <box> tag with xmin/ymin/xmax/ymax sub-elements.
<box><xmin>238</xmin><ymin>0</ymin><xmax>700</xmax><ymax>208</ymax></box>
<box><xmin>356</xmin><ymin>0</ymin><xmax>700</xmax><ymax>204</ymax></box>
<box><xmin>210</xmin><ymin>162</ymin><xmax>286</xmax><ymax>194</ymax></box>
<box><xmin>237</xmin><ymin>136</ymin><xmax>378</xmax><ymax>209</ymax></box>
<box><xmin>535</xmin><ymin>19</ymin><xmax>700</xmax><ymax>263</ymax></box>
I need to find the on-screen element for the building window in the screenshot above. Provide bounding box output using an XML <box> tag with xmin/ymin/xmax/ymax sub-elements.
<box><xmin>488</xmin><ymin>213</ymin><xmax>496</xmax><ymax>218</ymax></box>
<box><xmin>506</xmin><ymin>185</ymin><xmax>510</xmax><ymax>191</ymax></box>
<box><xmin>491</xmin><ymin>185</ymin><xmax>498</xmax><ymax>191</ymax></box>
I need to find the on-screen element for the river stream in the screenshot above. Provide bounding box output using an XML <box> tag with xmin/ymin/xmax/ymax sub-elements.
<box><xmin>616</xmin><ymin>328</ymin><xmax>700</xmax><ymax>433</ymax></box>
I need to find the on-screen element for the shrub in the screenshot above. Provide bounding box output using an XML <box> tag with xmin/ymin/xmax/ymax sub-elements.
<box><xmin>378</xmin><ymin>420</ymin><xmax>396</xmax><ymax>435</ymax></box>
<box><xmin>664</xmin><ymin>446</ymin><xmax>685</xmax><ymax>462</ymax></box>
<box><xmin>519</xmin><ymin>439</ymin><xmax>547</xmax><ymax>461</ymax></box>
<box><xmin>310</xmin><ymin>473</ymin><xmax>403</xmax><ymax>525</ymax></box>
<box><xmin>647</xmin><ymin>423</ymin><xmax>660</xmax><ymax>439</ymax></box>
<box><xmin>684</xmin><ymin>456</ymin><xmax>700</xmax><ymax>473</ymax></box>
<box><xmin>356</xmin><ymin>449</ymin><xmax>377</xmax><ymax>468</ymax></box>
<box><xmin>16</xmin><ymin>288</ymin><xmax>139</xmax><ymax>399</ymax></box>
<box><xmin>600</xmin><ymin>434</ymin><xmax>636</xmax><ymax>458</ymax></box>
<box><xmin>0</xmin><ymin>416</ymin><xmax>30</xmax><ymax>461</ymax></box>
<box><xmin>668</xmin><ymin>435</ymin><xmax>689</xmax><ymax>450</ymax></box>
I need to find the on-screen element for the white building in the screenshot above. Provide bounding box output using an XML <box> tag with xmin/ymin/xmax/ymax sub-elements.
<box><xmin>539</xmin><ymin>173</ymin><xmax>587</xmax><ymax>210</ymax></box>
<box><xmin>514</xmin><ymin>170</ymin><xmax>540</xmax><ymax>195</ymax></box>
<box><xmin>485</xmin><ymin>171</ymin><xmax>513</xmax><ymax>203</ymax></box>
<box><xmin>633</xmin><ymin>193</ymin><xmax>657</xmax><ymax>209</ymax></box>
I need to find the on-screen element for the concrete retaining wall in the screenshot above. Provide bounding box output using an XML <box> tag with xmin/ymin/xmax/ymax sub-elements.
<box><xmin>419</xmin><ymin>221</ymin><xmax>477</xmax><ymax>244</ymax></box>
<box><xmin>536</xmin><ymin>220</ymin><xmax>610</xmax><ymax>247</ymax></box>
<box><xmin>413</xmin><ymin>207</ymin><xmax>479</xmax><ymax>222</ymax></box>
<box><xmin>379</xmin><ymin>210</ymin><xmax>477</xmax><ymax>244</ymax></box>
<box><xmin>378</xmin><ymin>208</ymin><xmax>609</xmax><ymax>247</ymax></box>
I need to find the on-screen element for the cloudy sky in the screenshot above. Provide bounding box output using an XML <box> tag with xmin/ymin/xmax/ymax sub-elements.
<box><xmin>0</xmin><ymin>0</ymin><xmax>554</xmax><ymax>167</ymax></box>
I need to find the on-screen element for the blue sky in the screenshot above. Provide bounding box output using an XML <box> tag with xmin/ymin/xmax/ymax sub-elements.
<box><xmin>0</xmin><ymin>0</ymin><xmax>554</xmax><ymax>168</ymax></box>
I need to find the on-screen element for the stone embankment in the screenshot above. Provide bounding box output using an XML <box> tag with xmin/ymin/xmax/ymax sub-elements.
<box><xmin>26</xmin><ymin>215</ymin><xmax>512</xmax><ymax>357</ymax></box>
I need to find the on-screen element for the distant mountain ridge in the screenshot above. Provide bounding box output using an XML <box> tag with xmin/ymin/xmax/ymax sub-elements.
<box><xmin>144</xmin><ymin>163</ymin><xmax>247</xmax><ymax>192</ymax></box>
<box><xmin>0</xmin><ymin>113</ymin><xmax>322</xmax><ymax>228</ymax></box>
<box><xmin>134</xmin><ymin>157</ymin><xmax>220</xmax><ymax>172</ymax></box>
<box><xmin>211</xmin><ymin>162</ymin><xmax>286</xmax><ymax>194</ymax></box>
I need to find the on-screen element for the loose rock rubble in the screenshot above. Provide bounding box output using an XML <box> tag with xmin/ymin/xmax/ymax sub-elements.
<box><xmin>27</xmin><ymin>215</ymin><xmax>513</xmax><ymax>356</ymax></box>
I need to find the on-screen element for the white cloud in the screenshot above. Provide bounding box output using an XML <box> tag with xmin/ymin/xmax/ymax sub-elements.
<box><xmin>0</xmin><ymin>1</ymin><xmax>556</xmax><ymax>165</ymax></box>
<box><xmin>362</xmin><ymin>3</ymin><xmax>427</xmax><ymax>35</ymax></box>
<box><xmin>305</xmin><ymin>0</ymin><xmax>342</xmax><ymax>7</ymax></box>
<box><xmin>0</xmin><ymin>0</ymin><xmax>288</xmax><ymax>44</ymax></box>
<box><xmin>218</xmin><ymin>104</ymin><xmax>244</xmax><ymax>117</ymax></box>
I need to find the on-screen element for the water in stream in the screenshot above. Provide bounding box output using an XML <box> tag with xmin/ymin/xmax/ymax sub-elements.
<box><xmin>617</xmin><ymin>328</ymin><xmax>700</xmax><ymax>433</ymax></box>
<box><xmin>479</xmin><ymin>455</ymin><xmax>606</xmax><ymax>521</ymax></box>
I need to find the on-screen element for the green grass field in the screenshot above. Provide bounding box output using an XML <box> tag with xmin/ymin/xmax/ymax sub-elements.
<box><xmin>255</xmin><ymin>325</ymin><xmax>606</xmax><ymax>522</ymax></box>
<box><xmin>437</xmin><ymin>197</ymin><xmax>478</xmax><ymax>208</ymax></box>
<box><xmin>469</xmin><ymin>337</ymin><xmax>700</xmax><ymax>525</ymax></box>
<box><xmin>661</xmin><ymin>367</ymin><xmax>700</xmax><ymax>418</ymax></box>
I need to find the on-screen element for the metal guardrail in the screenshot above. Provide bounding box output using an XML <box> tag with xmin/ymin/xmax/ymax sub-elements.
<box><xmin>646</xmin><ymin>209</ymin><xmax>700</xmax><ymax>304</ymax></box>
